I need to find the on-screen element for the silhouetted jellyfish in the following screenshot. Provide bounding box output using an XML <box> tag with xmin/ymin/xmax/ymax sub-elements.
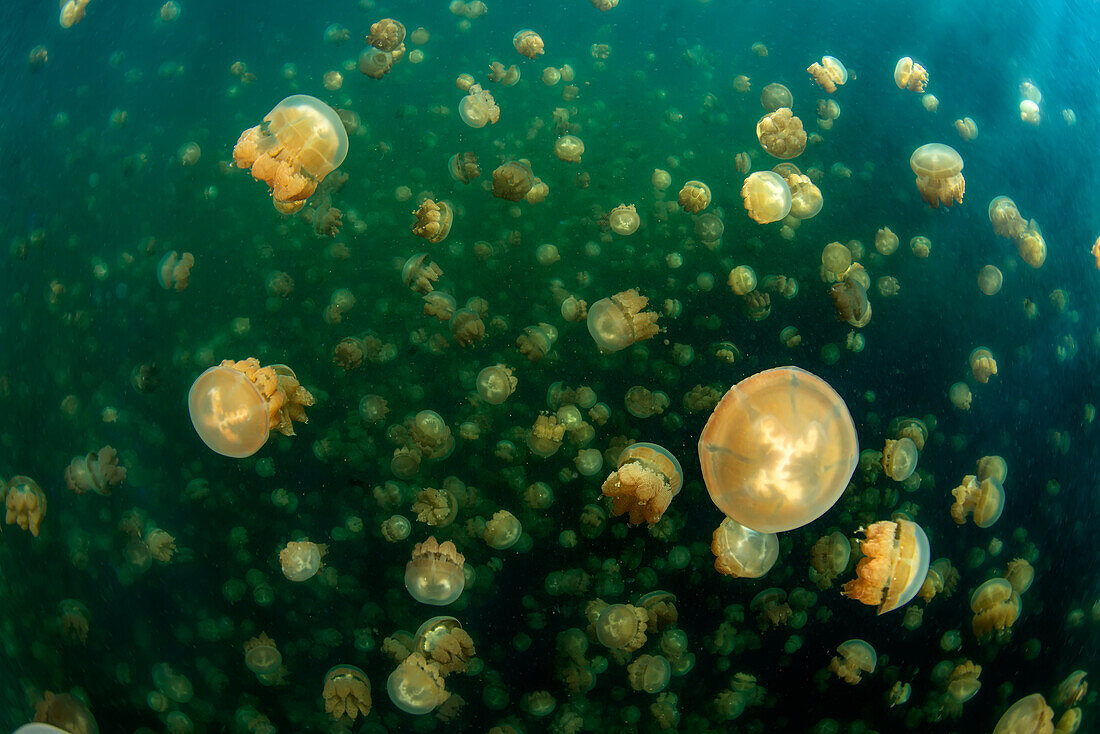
<box><xmin>843</xmin><ymin>519</ymin><xmax>930</xmax><ymax>614</ymax></box>
<box><xmin>33</xmin><ymin>692</ymin><xmax>98</xmax><ymax>734</ymax></box>
<box><xmin>950</xmin><ymin>475</ymin><xmax>1005</xmax><ymax>528</ymax></box>
<box><xmin>188</xmin><ymin>358</ymin><xmax>314</xmax><ymax>458</ymax></box>
<box><xmin>601</xmin><ymin>442</ymin><xmax>683</xmax><ymax>525</ymax></box>
<box><xmin>994</xmin><ymin>693</ymin><xmax>1054</xmax><ymax>734</ymax></box>
<box><xmin>810</xmin><ymin>531</ymin><xmax>851</xmax><ymax>588</ymax></box>
<box><xmin>387</xmin><ymin>653</ymin><xmax>450</xmax><ymax>714</ymax></box>
<box><xmin>243</xmin><ymin>632</ymin><xmax>282</xmax><ymax>679</ymax></box>
<box><xmin>405</xmin><ymin>536</ymin><xmax>465</xmax><ymax>605</ymax></box>
<box><xmin>279</xmin><ymin>539</ymin><xmax>324</xmax><ymax>581</ymax></box>
<box><xmin>741</xmin><ymin>171</ymin><xmax>791</xmax><ymax>224</ymax></box>
<box><xmin>233</xmin><ymin>96</ymin><xmax>349</xmax><ymax>214</ymax></box>
<box><xmin>3</xmin><ymin>476</ymin><xmax>47</xmax><ymax>537</ymax></box>
<box><xmin>910</xmin><ymin>143</ymin><xmax>965</xmax><ymax>208</ymax></box>
<box><xmin>756</xmin><ymin>108</ymin><xmax>806</xmax><ymax>159</ymax></box>
<box><xmin>881</xmin><ymin>437</ymin><xmax>918</xmax><ymax>481</ymax></box>
<box><xmin>829</xmin><ymin>639</ymin><xmax>876</xmax><ymax>684</ymax></box>
<box><xmin>711</xmin><ymin>517</ymin><xmax>779</xmax><ymax>578</ymax></box>
<box><xmin>322</xmin><ymin>666</ymin><xmax>372</xmax><ymax>722</ymax></box>
<box><xmin>830</xmin><ymin>278</ymin><xmax>871</xmax><ymax>327</ymax></box>
<box><xmin>698</xmin><ymin>367</ymin><xmax>858</xmax><ymax>533</ymax></box>
<box><xmin>586</xmin><ymin>289</ymin><xmax>661</xmax><ymax>353</ymax></box>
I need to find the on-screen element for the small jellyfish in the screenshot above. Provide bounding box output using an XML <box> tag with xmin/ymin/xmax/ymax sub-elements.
<box><xmin>414</xmin><ymin>616</ymin><xmax>476</xmax><ymax>675</ymax></box>
<box><xmin>476</xmin><ymin>364</ymin><xmax>517</xmax><ymax>405</ymax></box>
<box><xmin>595</xmin><ymin>603</ymin><xmax>648</xmax><ymax>651</ymax></box>
<box><xmin>322</xmin><ymin>666</ymin><xmax>372</xmax><ymax>722</ymax></box>
<box><xmin>711</xmin><ymin>517</ymin><xmax>779</xmax><ymax>579</ymax></box>
<box><xmin>955</xmin><ymin>117</ymin><xmax>979</xmax><ymax>141</ymax></box>
<box><xmin>64</xmin><ymin>446</ymin><xmax>126</xmax><ymax>496</ymax></box>
<box><xmin>829</xmin><ymin>639</ymin><xmax>876</xmax><ymax>684</ymax></box>
<box><xmin>627</xmin><ymin>654</ymin><xmax>671</xmax><ymax>694</ymax></box>
<box><xmin>741</xmin><ymin>171</ymin><xmax>792</xmax><ymax>224</ymax></box>
<box><xmin>678</xmin><ymin>180</ymin><xmax>712</xmax><ymax>214</ymax></box>
<box><xmin>516</xmin><ymin>322</ymin><xmax>557</xmax><ymax>361</ymax></box>
<box><xmin>893</xmin><ymin>57</ymin><xmax>928</xmax><ymax>92</ymax></box>
<box><xmin>586</xmin><ymin>289</ymin><xmax>660</xmax><ymax>353</ymax></box>
<box><xmin>830</xmin><ymin>278</ymin><xmax>871</xmax><ymax>328</ymax></box>
<box><xmin>881</xmin><ymin>437</ymin><xmax>918</xmax><ymax>482</ymax></box>
<box><xmin>554</xmin><ymin>135</ymin><xmax>585</xmax><ymax>163</ymax></box>
<box><xmin>448</xmin><ymin>152</ymin><xmax>480</xmax><ymax>184</ymax></box>
<box><xmin>950</xmin><ymin>475</ymin><xmax>1005</xmax><ymax>528</ymax></box>
<box><xmin>949</xmin><ymin>382</ymin><xmax>972</xmax><ymax>410</ymax></box>
<box><xmin>971</xmin><ymin>578</ymin><xmax>1021</xmax><ymax>638</ymax></box>
<box><xmin>156</xmin><ymin>251</ymin><xmax>194</xmax><ymax>291</ymax></box>
<box><xmin>810</xmin><ymin>531</ymin><xmax>852</xmax><ymax>588</ymax></box>
<box><xmin>1019</xmin><ymin>100</ymin><xmax>1041</xmax><ymax>125</ymax></box>
<box><xmin>59</xmin><ymin>0</ymin><xmax>91</xmax><ymax>28</ymax></box>
<box><xmin>969</xmin><ymin>347</ymin><xmax>998</xmax><ymax>383</ymax></box>
<box><xmin>3</xmin><ymin>476</ymin><xmax>47</xmax><ymax>537</ymax></box>
<box><xmin>698</xmin><ymin>367</ymin><xmax>858</xmax><ymax>533</ymax></box>
<box><xmin>785</xmin><ymin>174</ymin><xmax>822</xmax><ymax>219</ymax></box>
<box><xmin>243</xmin><ymin>633</ymin><xmax>282</xmax><ymax>677</ymax></box>
<box><xmin>842</xmin><ymin>519</ymin><xmax>930</xmax><ymax>614</ymax></box>
<box><xmin>458</xmin><ymin>84</ymin><xmax>500</xmax><ymax>128</ymax></box>
<box><xmin>232</xmin><ymin>96</ymin><xmax>349</xmax><ymax>214</ymax></box>
<box><xmin>756</xmin><ymin>108</ymin><xmax>806</xmax><ymax>159</ymax></box>
<box><xmin>910</xmin><ymin>143</ymin><xmax>965</xmax><ymax>209</ymax></box>
<box><xmin>513</xmin><ymin>29</ymin><xmax>545</xmax><ymax>58</ymax></box>
<box><xmin>601</xmin><ymin>442</ymin><xmax>684</xmax><ymax>525</ymax></box>
<box><xmin>807</xmin><ymin>56</ymin><xmax>848</xmax><ymax>93</ymax></box>
<box><xmin>978</xmin><ymin>265</ymin><xmax>1003</xmax><ymax>295</ymax></box>
<box><xmin>875</xmin><ymin>227</ymin><xmax>899</xmax><ymax>255</ymax></box>
<box><xmin>411</xmin><ymin>199</ymin><xmax>454</xmax><ymax>244</ymax></box>
<box><xmin>609</xmin><ymin>204</ymin><xmax>640</xmax><ymax>235</ymax></box>
<box><xmin>728</xmin><ymin>266</ymin><xmax>757</xmax><ymax>295</ymax></box>
<box><xmin>492</xmin><ymin>160</ymin><xmax>536</xmax><ymax>201</ymax></box>
<box><xmin>368</xmin><ymin>18</ymin><xmax>406</xmax><ymax>52</ymax></box>
<box><xmin>760</xmin><ymin>83</ymin><xmax>793</xmax><ymax>112</ymax></box>
<box><xmin>188</xmin><ymin>359</ymin><xmax>314</xmax><ymax>458</ymax></box>
<box><xmin>387</xmin><ymin>653</ymin><xmax>450</xmax><ymax>715</ymax></box>
<box><xmin>279</xmin><ymin>539</ymin><xmax>324</xmax><ymax>581</ymax></box>
<box><xmin>402</xmin><ymin>253</ymin><xmax>443</xmax><ymax>294</ymax></box>
<box><xmin>405</xmin><ymin>536</ymin><xmax>465</xmax><ymax>606</ymax></box>
<box><xmin>358</xmin><ymin>48</ymin><xmax>395</xmax><ymax>79</ymax></box>
<box><xmin>483</xmin><ymin>509</ymin><xmax>522</xmax><ymax>549</ymax></box>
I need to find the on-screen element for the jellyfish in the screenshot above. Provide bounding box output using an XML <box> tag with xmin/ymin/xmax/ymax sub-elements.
<box><xmin>807</xmin><ymin>56</ymin><xmax>848</xmax><ymax>93</ymax></box>
<box><xmin>320</xmin><ymin>666</ymin><xmax>372</xmax><ymax>722</ymax></box>
<box><xmin>411</xmin><ymin>199</ymin><xmax>454</xmax><ymax>243</ymax></box>
<box><xmin>513</xmin><ymin>29</ymin><xmax>545</xmax><ymax>58</ymax></box>
<box><xmin>971</xmin><ymin>578</ymin><xmax>1021</xmax><ymax>638</ymax></box>
<box><xmin>188</xmin><ymin>358</ymin><xmax>315</xmax><ymax>458</ymax></box>
<box><xmin>1005</xmin><ymin>558</ymin><xmax>1034</xmax><ymax>594</ymax></box>
<box><xmin>756</xmin><ymin>108</ymin><xmax>806</xmax><ymax>159</ymax></box>
<box><xmin>594</xmin><ymin>603</ymin><xmax>648</xmax><ymax>651</ymax></box>
<box><xmin>601</xmin><ymin>442</ymin><xmax>683</xmax><ymax>525</ymax></box>
<box><xmin>950</xmin><ymin>475</ymin><xmax>1005</xmax><ymax>528</ymax></box>
<box><xmin>554</xmin><ymin>135</ymin><xmax>585</xmax><ymax>163</ymax></box>
<box><xmin>414</xmin><ymin>616</ymin><xmax>476</xmax><ymax>674</ymax></box>
<box><xmin>969</xmin><ymin>348</ymin><xmax>998</xmax><ymax>383</ymax></box>
<box><xmin>609</xmin><ymin>204</ymin><xmax>640</xmax><ymax>235</ymax></box>
<box><xmin>387</xmin><ymin>653</ymin><xmax>450</xmax><ymax>714</ymax></box>
<box><xmin>1015</xmin><ymin>219</ymin><xmax>1047</xmax><ymax>268</ymax></box>
<box><xmin>64</xmin><ymin>446</ymin><xmax>126</xmax><ymax>496</ymax></box>
<box><xmin>483</xmin><ymin>509</ymin><xmax>522</xmax><ymax>549</ymax></box>
<box><xmin>829</xmin><ymin>639</ymin><xmax>876</xmax><ymax>684</ymax></box>
<box><xmin>785</xmin><ymin>174</ymin><xmax>822</xmax><ymax>219</ymax></box>
<box><xmin>829</xmin><ymin>278</ymin><xmax>871</xmax><ymax>328</ymax></box>
<box><xmin>875</xmin><ymin>227</ymin><xmax>899</xmax><ymax>255</ymax></box>
<box><xmin>368</xmin><ymin>18</ymin><xmax>406</xmax><ymax>51</ymax></box>
<box><xmin>233</xmin><ymin>96</ymin><xmax>349</xmax><ymax>214</ymax></box>
<box><xmin>698</xmin><ymin>367</ymin><xmax>858</xmax><ymax>533</ymax></box>
<box><xmin>3</xmin><ymin>476</ymin><xmax>47</xmax><ymax>537</ymax></box>
<box><xmin>810</xmin><ymin>531</ymin><xmax>851</xmax><ymax>588</ymax></box>
<box><xmin>1019</xmin><ymin>100</ymin><xmax>1041</xmax><ymax>125</ymax></box>
<box><xmin>402</xmin><ymin>253</ymin><xmax>443</xmax><ymax>294</ymax></box>
<box><xmin>728</xmin><ymin>266</ymin><xmax>757</xmax><ymax>295</ymax></box>
<box><xmin>59</xmin><ymin>0</ymin><xmax>91</xmax><ymax>28</ymax></box>
<box><xmin>949</xmin><ymin>382</ymin><xmax>973</xmax><ymax>410</ymax></box>
<box><xmin>910</xmin><ymin>143</ymin><xmax>965</xmax><ymax>208</ymax></box>
<box><xmin>741</xmin><ymin>171</ymin><xmax>792</xmax><ymax>224</ymax></box>
<box><xmin>405</xmin><ymin>536</ymin><xmax>465</xmax><ymax>605</ymax></box>
<box><xmin>842</xmin><ymin>519</ymin><xmax>931</xmax><ymax>614</ymax></box>
<box><xmin>243</xmin><ymin>633</ymin><xmax>282</xmax><ymax>678</ymax></box>
<box><xmin>881</xmin><ymin>437</ymin><xmax>918</xmax><ymax>481</ymax></box>
<box><xmin>32</xmin><ymin>692</ymin><xmax>98</xmax><ymax>734</ymax></box>
<box><xmin>955</xmin><ymin>117</ymin><xmax>979</xmax><ymax>141</ymax></box>
<box><xmin>516</xmin><ymin>322</ymin><xmax>557</xmax><ymax>361</ymax></box>
<box><xmin>678</xmin><ymin>180</ymin><xmax>712</xmax><ymax>214</ymax></box>
<box><xmin>978</xmin><ymin>265</ymin><xmax>1003</xmax><ymax>295</ymax></box>
<box><xmin>458</xmin><ymin>84</ymin><xmax>500</xmax><ymax>128</ymax></box>
<box><xmin>448</xmin><ymin>152</ymin><xmax>480</xmax><ymax>184</ymax></box>
<box><xmin>893</xmin><ymin>57</ymin><xmax>928</xmax><ymax>92</ymax></box>
<box><xmin>492</xmin><ymin>160</ymin><xmax>536</xmax><ymax>201</ymax></box>
<box><xmin>586</xmin><ymin>289</ymin><xmax>661</xmax><ymax>353</ymax></box>
<box><xmin>476</xmin><ymin>364</ymin><xmax>517</xmax><ymax>405</ymax></box>
<box><xmin>157</xmin><ymin>251</ymin><xmax>194</xmax><ymax>291</ymax></box>
<box><xmin>711</xmin><ymin>517</ymin><xmax>779</xmax><ymax>578</ymax></box>
<box><xmin>760</xmin><ymin>83</ymin><xmax>793</xmax><ymax>112</ymax></box>
<box><xmin>992</xmin><ymin>694</ymin><xmax>1055</xmax><ymax>733</ymax></box>
<box><xmin>279</xmin><ymin>539</ymin><xmax>324</xmax><ymax>581</ymax></box>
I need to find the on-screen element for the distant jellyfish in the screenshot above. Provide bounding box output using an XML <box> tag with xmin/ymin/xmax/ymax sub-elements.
<box><xmin>678</xmin><ymin>180</ymin><xmax>711</xmax><ymax>214</ymax></box>
<box><xmin>3</xmin><ymin>476</ymin><xmax>47</xmax><ymax>537</ymax></box>
<box><xmin>698</xmin><ymin>367</ymin><xmax>858</xmax><ymax>533</ymax></box>
<box><xmin>969</xmin><ymin>348</ymin><xmax>998</xmax><ymax>383</ymax></box>
<box><xmin>586</xmin><ymin>289</ymin><xmax>661</xmax><ymax>353</ymax></box>
<box><xmin>760</xmin><ymin>83</ymin><xmax>793</xmax><ymax>112</ymax></box>
<box><xmin>829</xmin><ymin>639</ymin><xmax>876</xmax><ymax>684</ymax></box>
<box><xmin>595</xmin><ymin>603</ymin><xmax>648</xmax><ymax>651</ymax></box>
<box><xmin>977</xmin><ymin>265</ymin><xmax>1003</xmax><ymax>295</ymax></box>
<box><xmin>405</xmin><ymin>536</ymin><xmax>466</xmax><ymax>606</ymax></box>
<box><xmin>807</xmin><ymin>56</ymin><xmax>847</xmax><ymax>93</ymax></box>
<box><xmin>843</xmin><ymin>519</ymin><xmax>930</xmax><ymax>614</ymax></box>
<box><xmin>910</xmin><ymin>143</ymin><xmax>965</xmax><ymax>208</ymax></box>
<box><xmin>601</xmin><ymin>442</ymin><xmax>683</xmax><ymax>525</ymax></box>
<box><xmin>710</xmin><ymin>517</ymin><xmax>779</xmax><ymax>578</ymax></box>
<box><xmin>893</xmin><ymin>57</ymin><xmax>928</xmax><ymax>92</ymax></box>
<box><xmin>881</xmin><ymin>437</ymin><xmax>918</xmax><ymax>482</ymax></box>
<box><xmin>950</xmin><ymin>475</ymin><xmax>1005</xmax><ymax>528</ymax></box>
<box><xmin>322</xmin><ymin>665</ymin><xmax>372</xmax><ymax>722</ymax></box>
<box><xmin>279</xmin><ymin>539</ymin><xmax>324</xmax><ymax>581</ymax></box>
<box><xmin>476</xmin><ymin>364</ymin><xmax>517</xmax><ymax>405</ymax></box>
<box><xmin>243</xmin><ymin>633</ymin><xmax>282</xmax><ymax>678</ymax></box>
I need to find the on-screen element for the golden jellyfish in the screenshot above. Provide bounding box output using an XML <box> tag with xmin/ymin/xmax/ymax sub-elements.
<box><xmin>243</xmin><ymin>633</ymin><xmax>282</xmax><ymax>677</ymax></box>
<box><xmin>993</xmin><ymin>694</ymin><xmax>1054</xmax><ymax>734</ymax></box>
<box><xmin>807</xmin><ymin>56</ymin><xmax>848</xmax><ymax>93</ymax></box>
<box><xmin>1054</xmin><ymin>671</ymin><xmax>1088</xmax><ymax>708</ymax></box>
<box><xmin>492</xmin><ymin>160</ymin><xmax>535</xmax><ymax>201</ymax></box>
<box><xmin>711</xmin><ymin>516</ymin><xmax>779</xmax><ymax>578</ymax></box>
<box><xmin>678</xmin><ymin>180</ymin><xmax>712</xmax><ymax>214</ymax></box>
<box><xmin>910</xmin><ymin>143</ymin><xmax>965</xmax><ymax>208</ymax></box>
<box><xmin>893</xmin><ymin>57</ymin><xmax>928</xmax><ymax>92</ymax></box>
<box><xmin>157</xmin><ymin>251</ymin><xmax>194</xmax><ymax>291</ymax></box>
<box><xmin>1015</xmin><ymin>219</ymin><xmax>1047</xmax><ymax>268</ymax></box>
<box><xmin>3</xmin><ymin>476</ymin><xmax>47</xmax><ymax>537</ymax></box>
<box><xmin>1005</xmin><ymin>558</ymin><xmax>1035</xmax><ymax>594</ymax></box>
<box><xmin>843</xmin><ymin>519</ymin><xmax>931</xmax><ymax>614</ymax></box>
<box><xmin>875</xmin><ymin>227</ymin><xmax>899</xmax><ymax>256</ymax></box>
<box><xmin>448</xmin><ymin>152</ymin><xmax>480</xmax><ymax>184</ymax></box>
<box><xmin>741</xmin><ymin>171</ymin><xmax>792</xmax><ymax>224</ymax></box>
<box><xmin>586</xmin><ymin>289</ymin><xmax>660</xmax><ymax>353</ymax></box>
<box><xmin>955</xmin><ymin>117</ymin><xmax>979</xmax><ymax>141</ymax></box>
<box><xmin>64</xmin><ymin>446</ymin><xmax>126</xmax><ymax>496</ymax></box>
<box><xmin>59</xmin><ymin>0</ymin><xmax>91</xmax><ymax>28</ymax></box>
<box><xmin>591</xmin><ymin>0</ymin><xmax>619</xmax><ymax>9</ymax></box>
<box><xmin>786</xmin><ymin>174</ymin><xmax>823</xmax><ymax>219</ymax></box>
<box><xmin>950</xmin><ymin>475</ymin><xmax>1005</xmax><ymax>528</ymax></box>
<box><xmin>513</xmin><ymin>29</ymin><xmax>545</xmax><ymax>58</ymax></box>
<box><xmin>358</xmin><ymin>48</ymin><xmax>395</xmax><ymax>79</ymax></box>
<box><xmin>32</xmin><ymin>692</ymin><xmax>98</xmax><ymax>734</ymax></box>
<box><xmin>627</xmin><ymin>655</ymin><xmax>671</xmax><ymax>694</ymax></box>
<box><xmin>1020</xmin><ymin>100</ymin><xmax>1041</xmax><ymax>125</ymax></box>
<box><xmin>946</xmin><ymin>661</ymin><xmax>982</xmax><ymax>703</ymax></box>
<box><xmin>554</xmin><ymin>135</ymin><xmax>585</xmax><ymax>163</ymax></box>
<box><xmin>488</xmin><ymin>62</ymin><xmax>520</xmax><ymax>85</ymax></box>
<box><xmin>609</xmin><ymin>204</ymin><xmax>640</xmax><ymax>235</ymax></box>
<box><xmin>651</xmin><ymin>168</ymin><xmax>672</xmax><ymax>191</ymax></box>
<box><xmin>728</xmin><ymin>266</ymin><xmax>757</xmax><ymax>295</ymax></box>
<box><xmin>760</xmin><ymin>83</ymin><xmax>793</xmax><ymax>112</ymax></box>
<box><xmin>411</xmin><ymin>199</ymin><xmax>454</xmax><ymax>243</ymax></box>
<box><xmin>810</xmin><ymin>531</ymin><xmax>852</xmax><ymax>588</ymax></box>
<box><xmin>279</xmin><ymin>539</ymin><xmax>324</xmax><ymax>581</ymax></box>
<box><xmin>756</xmin><ymin>108</ymin><xmax>806</xmax><ymax>159</ymax></box>
<box><xmin>405</xmin><ymin>536</ymin><xmax>465</xmax><ymax>606</ymax></box>
<box><xmin>816</xmin><ymin>99</ymin><xmax>840</xmax><ymax>128</ymax></box>
<box><xmin>949</xmin><ymin>382</ymin><xmax>972</xmax><ymax>410</ymax></box>
<box><xmin>414</xmin><ymin>616</ymin><xmax>476</xmax><ymax>675</ymax></box>
<box><xmin>516</xmin><ymin>322</ymin><xmax>557</xmax><ymax>361</ymax></box>
<box><xmin>188</xmin><ymin>358</ymin><xmax>314</xmax><ymax>458</ymax></box>
<box><xmin>734</xmin><ymin>152</ymin><xmax>751</xmax><ymax>174</ymax></box>
<box><xmin>978</xmin><ymin>265</ymin><xmax>1003</xmax><ymax>295</ymax></box>
<box><xmin>829</xmin><ymin>639</ymin><xmax>876</xmax><ymax>684</ymax></box>
<box><xmin>601</xmin><ymin>442</ymin><xmax>684</xmax><ymax>525</ymax></box>
<box><xmin>387</xmin><ymin>652</ymin><xmax>450</xmax><ymax>715</ymax></box>
<box><xmin>233</xmin><ymin>96</ymin><xmax>349</xmax><ymax>214</ymax></box>
<box><xmin>322</xmin><ymin>665</ymin><xmax>372</xmax><ymax>722</ymax></box>
<box><xmin>159</xmin><ymin>1</ymin><xmax>179</xmax><ymax>22</ymax></box>
<box><xmin>971</xmin><ymin>578</ymin><xmax>1021</xmax><ymax>638</ymax></box>
<box><xmin>922</xmin><ymin>94</ymin><xmax>939</xmax><ymax>112</ymax></box>
<box><xmin>698</xmin><ymin>367</ymin><xmax>858</xmax><ymax>533</ymax></box>
<box><xmin>476</xmin><ymin>364</ymin><xmax>517</xmax><ymax>405</ymax></box>
<box><xmin>458</xmin><ymin>84</ymin><xmax>500</xmax><ymax>128</ymax></box>
<box><xmin>989</xmin><ymin>196</ymin><xmax>1027</xmax><ymax>239</ymax></box>
<box><xmin>483</xmin><ymin>509</ymin><xmax>522</xmax><ymax>549</ymax></box>
<box><xmin>402</xmin><ymin>253</ymin><xmax>442</xmax><ymax>295</ymax></box>
<box><xmin>830</xmin><ymin>277</ymin><xmax>871</xmax><ymax>328</ymax></box>
<box><xmin>368</xmin><ymin>18</ymin><xmax>406</xmax><ymax>52</ymax></box>
<box><xmin>732</xmin><ymin>75</ymin><xmax>751</xmax><ymax>93</ymax></box>
<box><xmin>881</xmin><ymin>437</ymin><xmax>918</xmax><ymax>482</ymax></box>
<box><xmin>969</xmin><ymin>347</ymin><xmax>998</xmax><ymax>383</ymax></box>
<box><xmin>595</xmin><ymin>603</ymin><xmax>648</xmax><ymax>651</ymax></box>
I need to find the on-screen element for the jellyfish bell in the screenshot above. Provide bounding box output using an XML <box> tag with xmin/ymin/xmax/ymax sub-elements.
<box><xmin>881</xmin><ymin>437</ymin><xmax>918</xmax><ymax>481</ymax></box>
<box><xmin>741</xmin><ymin>171</ymin><xmax>792</xmax><ymax>224</ymax></box>
<box><xmin>993</xmin><ymin>694</ymin><xmax>1054</xmax><ymax>733</ymax></box>
<box><xmin>698</xmin><ymin>366</ymin><xmax>858</xmax><ymax>533</ymax></box>
<box><xmin>843</xmin><ymin>518</ymin><xmax>931</xmax><ymax>614</ymax></box>
<box><xmin>711</xmin><ymin>516</ymin><xmax>779</xmax><ymax>578</ymax></box>
<box><xmin>830</xmin><ymin>639</ymin><xmax>877</xmax><ymax>684</ymax></box>
<box><xmin>910</xmin><ymin>143</ymin><xmax>965</xmax><ymax>208</ymax></box>
<box><xmin>586</xmin><ymin>289</ymin><xmax>660</xmax><ymax>353</ymax></box>
<box><xmin>405</xmin><ymin>536</ymin><xmax>465</xmax><ymax>606</ymax></box>
<box><xmin>387</xmin><ymin>653</ymin><xmax>450</xmax><ymax>714</ymax></box>
<box><xmin>188</xmin><ymin>366</ymin><xmax>271</xmax><ymax>458</ymax></box>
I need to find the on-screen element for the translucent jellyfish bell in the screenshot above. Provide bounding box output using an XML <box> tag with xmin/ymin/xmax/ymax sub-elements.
<box><xmin>882</xmin><ymin>437</ymin><xmax>918</xmax><ymax>482</ymax></box>
<box><xmin>404</xmin><ymin>537</ymin><xmax>466</xmax><ymax>606</ymax></box>
<box><xmin>188</xmin><ymin>366</ymin><xmax>271</xmax><ymax>458</ymax></box>
<box><xmin>265</xmin><ymin>96</ymin><xmax>348</xmax><ymax>178</ymax></box>
<box><xmin>387</xmin><ymin>654</ymin><xmax>449</xmax><ymax>714</ymax></box>
<box><xmin>698</xmin><ymin>367</ymin><xmax>858</xmax><ymax>533</ymax></box>
<box><xmin>711</xmin><ymin>516</ymin><xmax>779</xmax><ymax>578</ymax></box>
<box><xmin>843</xmin><ymin>519</ymin><xmax>930</xmax><ymax>614</ymax></box>
<box><xmin>741</xmin><ymin>171</ymin><xmax>792</xmax><ymax>224</ymax></box>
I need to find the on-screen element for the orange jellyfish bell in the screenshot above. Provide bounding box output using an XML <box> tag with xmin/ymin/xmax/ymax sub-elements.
<box><xmin>842</xmin><ymin>518</ymin><xmax>931</xmax><ymax>614</ymax></box>
<box><xmin>698</xmin><ymin>366</ymin><xmax>858</xmax><ymax>533</ymax></box>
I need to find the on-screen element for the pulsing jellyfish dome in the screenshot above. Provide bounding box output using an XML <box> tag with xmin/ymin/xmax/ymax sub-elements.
<box><xmin>698</xmin><ymin>367</ymin><xmax>858</xmax><ymax>533</ymax></box>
